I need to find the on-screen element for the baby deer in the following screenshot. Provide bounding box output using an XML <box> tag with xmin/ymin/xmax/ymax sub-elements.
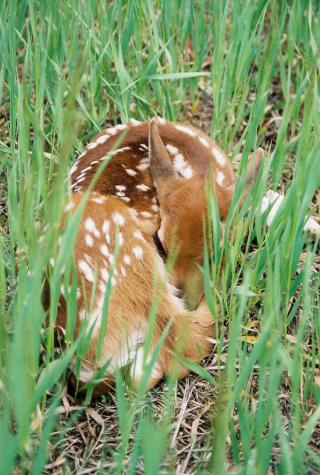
<box><xmin>57</xmin><ymin>192</ymin><xmax>214</xmax><ymax>390</ymax></box>
<box><xmin>70</xmin><ymin>118</ymin><xmax>263</xmax><ymax>309</ymax></box>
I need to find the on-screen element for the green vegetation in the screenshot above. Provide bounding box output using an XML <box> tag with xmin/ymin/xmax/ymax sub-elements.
<box><xmin>0</xmin><ymin>0</ymin><xmax>319</xmax><ymax>473</ymax></box>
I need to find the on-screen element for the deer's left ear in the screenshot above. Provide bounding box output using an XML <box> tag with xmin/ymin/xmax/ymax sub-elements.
<box><xmin>149</xmin><ymin>118</ymin><xmax>177</xmax><ymax>202</ymax></box>
<box><xmin>237</xmin><ymin>147</ymin><xmax>265</xmax><ymax>203</ymax></box>
<box><xmin>245</xmin><ymin>147</ymin><xmax>264</xmax><ymax>187</ymax></box>
<box><xmin>223</xmin><ymin>147</ymin><xmax>264</xmax><ymax>206</ymax></box>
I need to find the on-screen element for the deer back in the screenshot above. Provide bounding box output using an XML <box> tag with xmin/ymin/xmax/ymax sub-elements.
<box><xmin>70</xmin><ymin>120</ymin><xmax>235</xmax><ymax>235</ymax></box>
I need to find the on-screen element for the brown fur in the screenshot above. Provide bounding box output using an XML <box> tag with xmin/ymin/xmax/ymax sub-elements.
<box><xmin>70</xmin><ymin>120</ymin><xmax>236</xmax><ymax>237</ymax></box>
<box><xmin>148</xmin><ymin>119</ymin><xmax>263</xmax><ymax>308</ymax></box>
<box><xmin>57</xmin><ymin>192</ymin><xmax>214</xmax><ymax>390</ymax></box>
<box><xmin>62</xmin><ymin>119</ymin><xmax>262</xmax><ymax>389</ymax></box>
<box><xmin>71</xmin><ymin>119</ymin><xmax>247</xmax><ymax>308</ymax></box>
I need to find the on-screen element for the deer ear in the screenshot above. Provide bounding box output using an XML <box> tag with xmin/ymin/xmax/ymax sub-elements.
<box><xmin>246</xmin><ymin>147</ymin><xmax>264</xmax><ymax>186</ymax></box>
<box><xmin>149</xmin><ymin>118</ymin><xmax>175</xmax><ymax>187</ymax></box>
<box><xmin>239</xmin><ymin>147</ymin><xmax>264</xmax><ymax>205</ymax></box>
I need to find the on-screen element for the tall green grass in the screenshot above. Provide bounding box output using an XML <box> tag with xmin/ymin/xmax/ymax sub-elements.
<box><xmin>0</xmin><ymin>0</ymin><xmax>319</xmax><ymax>473</ymax></box>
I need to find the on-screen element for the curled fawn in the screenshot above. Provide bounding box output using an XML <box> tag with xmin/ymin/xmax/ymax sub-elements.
<box><xmin>57</xmin><ymin>191</ymin><xmax>214</xmax><ymax>390</ymax></box>
<box><xmin>70</xmin><ymin>118</ymin><xmax>263</xmax><ymax>308</ymax></box>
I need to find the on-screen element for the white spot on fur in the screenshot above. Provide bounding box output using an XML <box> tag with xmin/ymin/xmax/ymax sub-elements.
<box><xmin>173</xmin><ymin>154</ymin><xmax>193</xmax><ymax>179</ymax></box>
<box><xmin>91</xmin><ymin>196</ymin><xmax>106</xmax><ymax>204</ymax></box>
<box><xmin>116</xmin><ymin>185</ymin><xmax>126</xmax><ymax>191</ymax></box>
<box><xmin>101</xmin><ymin>268</ymin><xmax>109</xmax><ymax>282</ymax></box>
<box><xmin>129</xmin><ymin>118</ymin><xmax>141</xmax><ymax>125</ymax></box>
<box><xmin>113</xmin><ymin>146</ymin><xmax>131</xmax><ymax>154</ymax></box>
<box><xmin>133</xmin><ymin>230</ymin><xmax>144</xmax><ymax>240</ymax></box>
<box><xmin>99</xmin><ymin>281</ymin><xmax>106</xmax><ymax>294</ymax></box>
<box><xmin>216</xmin><ymin>170</ymin><xmax>225</xmax><ymax>186</ymax></box>
<box><xmin>120</xmin><ymin>196</ymin><xmax>130</xmax><ymax>202</ymax></box>
<box><xmin>77</xmin><ymin>171</ymin><xmax>86</xmax><ymax>179</ymax></box>
<box><xmin>116</xmin><ymin>191</ymin><xmax>125</xmax><ymax>197</ymax></box>
<box><xmin>85</xmin><ymin>234</ymin><xmax>93</xmax><ymax>247</ymax></box>
<box><xmin>175</xmin><ymin>125</ymin><xmax>196</xmax><ymax>137</ymax></box>
<box><xmin>78</xmin><ymin>259</ymin><xmax>94</xmax><ymax>282</ymax></box>
<box><xmin>166</xmin><ymin>144</ymin><xmax>179</xmax><ymax>155</ymax></box>
<box><xmin>81</xmin><ymin>165</ymin><xmax>93</xmax><ymax>173</ymax></box>
<box><xmin>112</xmin><ymin>213</ymin><xmax>125</xmax><ymax>226</ymax></box>
<box><xmin>106</xmin><ymin>127</ymin><xmax>117</xmax><ymax>135</ymax></box>
<box><xmin>125</xmin><ymin>168</ymin><xmax>137</xmax><ymax>176</ymax></box>
<box><xmin>124</xmin><ymin>255</ymin><xmax>131</xmax><ymax>265</ymax></box>
<box><xmin>75</xmin><ymin>176</ymin><xmax>86</xmax><ymax>184</ymax></box>
<box><xmin>129</xmin><ymin>208</ymin><xmax>138</xmax><ymax>219</ymax></box>
<box><xmin>64</xmin><ymin>202</ymin><xmax>75</xmax><ymax>212</ymax></box>
<box><xmin>102</xmin><ymin>220</ymin><xmax>110</xmax><ymax>244</ymax></box>
<box><xmin>136</xmin><ymin>162</ymin><xmax>149</xmax><ymax>171</ymax></box>
<box><xmin>85</xmin><ymin>217</ymin><xmax>100</xmax><ymax>238</ymax></box>
<box><xmin>151</xmin><ymin>204</ymin><xmax>159</xmax><ymax>212</ymax></box>
<box><xmin>117</xmin><ymin>232</ymin><xmax>124</xmax><ymax>247</ymax></box>
<box><xmin>100</xmin><ymin>147</ymin><xmax>131</xmax><ymax>161</ymax></box>
<box><xmin>84</xmin><ymin>253</ymin><xmax>93</xmax><ymax>265</ymax></box>
<box><xmin>115</xmin><ymin>124</ymin><xmax>127</xmax><ymax>131</ymax></box>
<box><xmin>69</xmin><ymin>162</ymin><xmax>78</xmax><ymax>175</ymax></box>
<box><xmin>96</xmin><ymin>134</ymin><xmax>109</xmax><ymax>144</ymax></box>
<box><xmin>212</xmin><ymin>147</ymin><xmax>227</xmax><ymax>167</ymax></box>
<box><xmin>136</xmin><ymin>184</ymin><xmax>149</xmax><ymax>192</ymax></box>
<box><xmin>101</xmin><ymin>244</ymin><xmax>110</xmax><ymax>257</ymax></box>
<box><xmin>87</xmin><ymin>142</ymin><xmax>98</xmax><ymax>150</ymax></box>
<box><xmin>79</xmin><ymin>309</ymin><xmax>86</xmax><ymax>321</ymax></box>
<box><xmin>140</xmin><ymin>211</ymin><xmax>152</xmax><ymax>218</ymax></box>
<box><xmin>199</xmin><ymin>136</ymin><xmax>209</xmax><ymax>148</ymax></box>
<box><xmin>133</xmin><ymin>246</ymin><xmax>143</xmax><ymax>259</ymax></box>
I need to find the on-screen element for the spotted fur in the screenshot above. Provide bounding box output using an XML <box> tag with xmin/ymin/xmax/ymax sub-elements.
<box><xmin>70</xmin><ymin>119</ymin><xmax>235</xmax><ymax>237</ymax></box>
<box><xmin>69</xmin><ymin>119</ymin><xmax>262</xmax><ymax>308</ymax></box>
<box><xmin>59</xmin><ymin>119</ymin><xmax>263</xmax><ymax>390</ymax></box>
<box><xmin>56</xmin><ymin>192</ymin><xmax>215</xmax><ymax>391</ymax></box>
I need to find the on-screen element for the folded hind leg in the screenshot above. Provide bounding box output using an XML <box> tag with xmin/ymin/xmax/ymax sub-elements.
<box><xmin>130</xmin><ymin>299</ymin><xmax>214</xmax><ymax>388</ymax></box>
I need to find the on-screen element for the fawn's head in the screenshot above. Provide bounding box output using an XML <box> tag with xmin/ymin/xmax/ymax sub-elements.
<box><xmin>149</xmin><ymin>118</ymin><xmax>263</xmax><ymax>309</ymax></box>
